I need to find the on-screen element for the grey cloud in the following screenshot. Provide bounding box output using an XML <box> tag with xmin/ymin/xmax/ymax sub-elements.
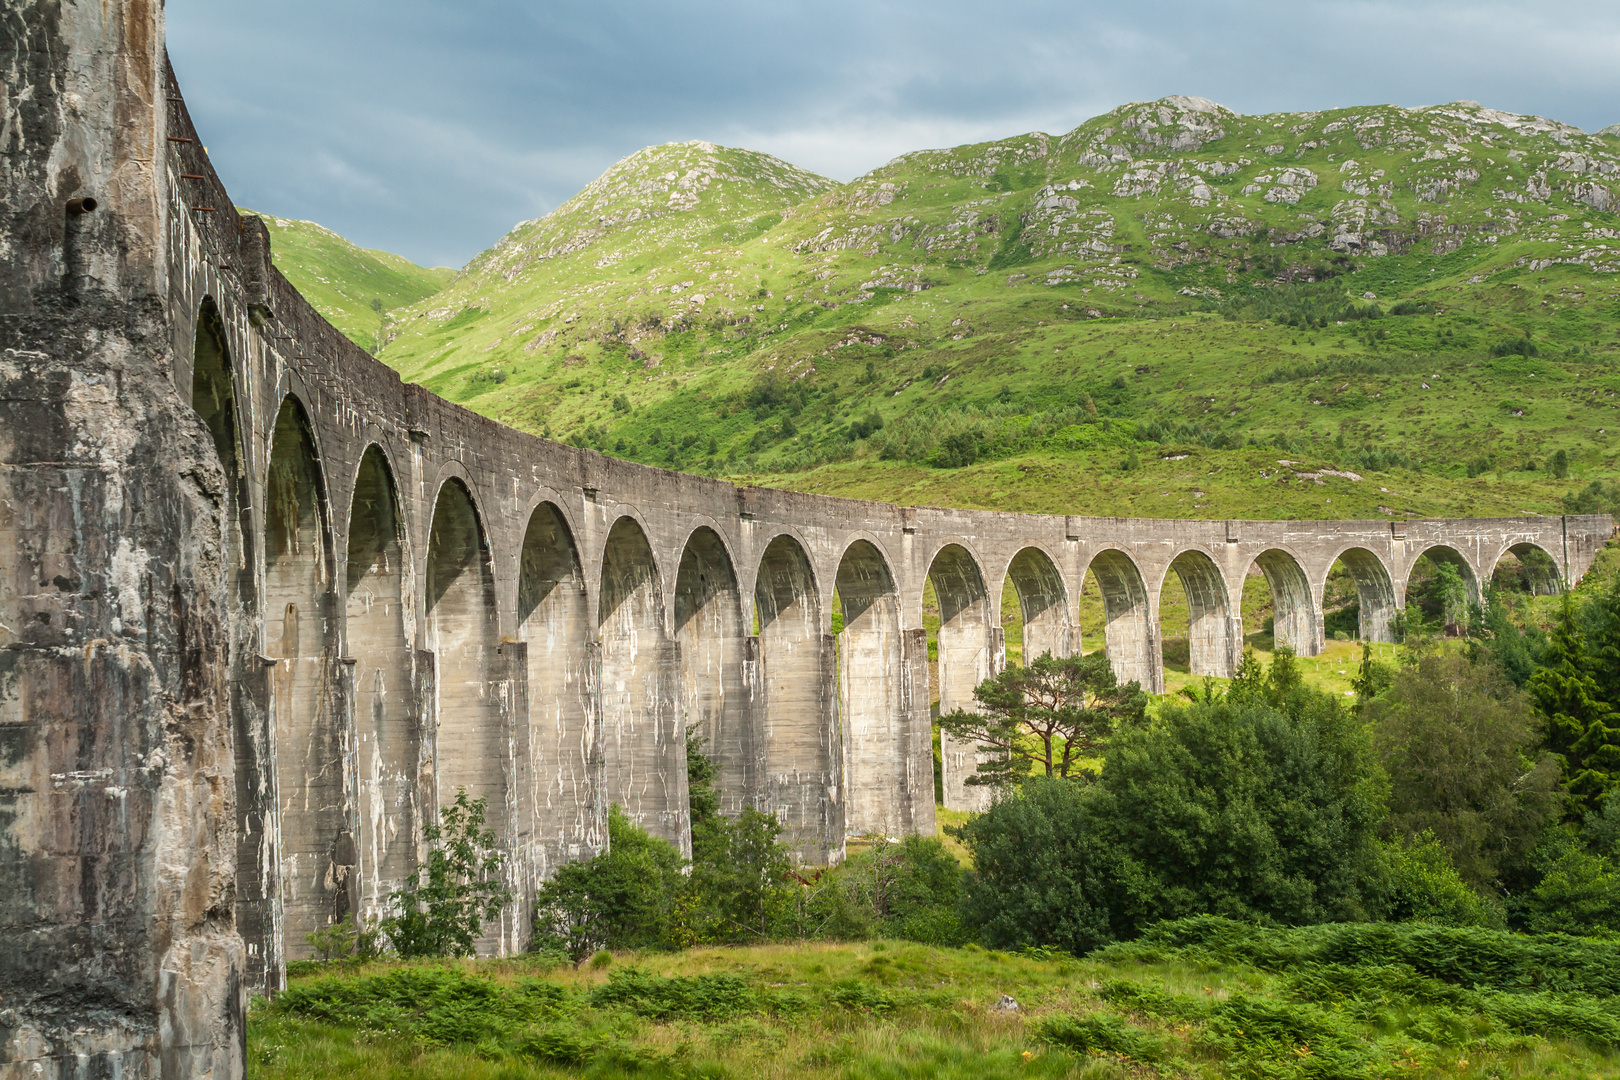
<box><xmin>166</xmin><ymin>0</ymin><xmax>1620</xmax><ymax>267</ymax></box>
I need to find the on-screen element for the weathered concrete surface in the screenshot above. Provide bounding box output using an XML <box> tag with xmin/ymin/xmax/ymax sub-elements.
<box><xmin>2</xmin><ymin>4</ymin><xmax>1616</xmax><ymax>1075</ymax></box>
<box><xmin>0</xmin><ymin>3</ymin><xmax>244</xmax><ymax>1077</ymax></box>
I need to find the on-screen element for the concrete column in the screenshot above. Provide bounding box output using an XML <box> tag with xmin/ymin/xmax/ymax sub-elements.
<box><xmin>493</xmin><ymin>640</ymin><xmax>527</xmax><ymax>954</ymax></box>
<box><xmin>932</xmin><ymin>546</ymin><xmax>994</xmax><ymax>813</ymax></box>
<box><xmin>264</xmin><ymin>399</ymin><xmax>351</xmax><ymax>960</ymax></box>
<box><xmin>1334</xmin><ymin>548</ymin><xmax>1398</xmax><ymax>643</ymax></box>
<box><xmin>755</xmin><ymin>536</ymin><xmax>840</xmax><ymax>862</ymax></box>
<box><xmin>836</xmin><ymin>541</ymin><xmax>910</xmax><ymax>838</ymax></box>
<box><xmin>1088</xmin><ymin>550</ymin><xmax>1160</xmax><ymax>693</ymax></box>
<box><xmin>424</xmin><ymin>479</ymin><xmax>511</xmax><ymax>955</ymax></box>
<box><xmin>517</xmin><ymin>504</ymin><xmax>601</xmax><ymax>884</ymax></box>
<box><xmin>598</xmin><ymin>519</ymin><xmax>689</xmax><ymax>856</ymax></box>
<box><xmin>1256</xmin><ymin>549</ymin><xmax>1321</xmax><ymax>656</ymax></box>
<box><xmin>900</xmin><ymin>628</ymin><xmax>940</xmax><ymax>836</ymax></box>
<box><xmin>1168</xmin><ymin>551</ymin><xmax>1235</xmax><ymax>678</ymax></box>
<box><xmin>345</xmin><ymin>448</ymin><xmax>419</xmax><ymax>934</ymax></box>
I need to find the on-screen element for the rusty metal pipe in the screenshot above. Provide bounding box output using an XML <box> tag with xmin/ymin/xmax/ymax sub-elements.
<box><xmin>66</xmin><ymin>196</ymin><xmax>97</xmax><ymax>215</ymax></box>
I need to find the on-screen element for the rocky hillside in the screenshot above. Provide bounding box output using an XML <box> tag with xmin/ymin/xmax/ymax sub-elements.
<box><xmin>267</xmin><ymin>98</ymin><xmax>1620</xmax><ymax>519</ymax></box>
<box><xmin>247</xmin><ymin>210</ymin><xmax>454</xmax><ymax>351</ymax></box>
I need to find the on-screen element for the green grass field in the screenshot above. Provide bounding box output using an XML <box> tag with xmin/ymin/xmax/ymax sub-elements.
<box><xmin>253</xmin><ymin>932</ymin><xmax>1620</xmax><ymax>1080</ymax></box>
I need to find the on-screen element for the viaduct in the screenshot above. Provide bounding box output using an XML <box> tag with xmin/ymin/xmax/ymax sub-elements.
<box><xmin>1</xmin><ymin>4</ymin><xmax>1612</xmax><ymax>1077</ymax></box>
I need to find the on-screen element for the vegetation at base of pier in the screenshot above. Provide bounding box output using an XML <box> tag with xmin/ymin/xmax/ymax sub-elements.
<box><xmin>264</xmin><ymin>555</ymin><xmax>1620</xmax><ymax>1076</ymax></box>
<box><xmin>258</xmin><ymin>98</ymin><xmax>1620</xmax><ymax>521</ymax></box>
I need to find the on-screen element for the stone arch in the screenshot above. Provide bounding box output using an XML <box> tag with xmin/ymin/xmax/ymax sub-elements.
<box><xmin>1161</xmin><ymin>548</ymin><xmax>1235</xmax><ymax>678</ymax></box>
<box><xmin>345</xmin><ymin>445</ymin><xmax>417</xmax><ymax>926</ymax></box>
<box><xmin>928</xmin><ymin>543</ymin><xmax>995</xmax><ymax>813</ymax></box>
<box><xmin>835</xmin><ymin>539</ymin><xmax>929</xmax><ymax>838</ymax></box>
<box><xmin>1085</xmin><ymin>548</ymin><xmax>1158</xmax><ymax>692</ymax></box>
<box><xmin>192</xmin><ymin>297</ymin><xmax>276</xmax><ymax>984</ymax></box>
<box><xmin>1254</xmin><ymin>547</ymin><xmax>1320</xmax><ymax>656</ymax></box>
<box><xmin>674</xmin><ymin>526</ymin><xmax>746</xmax><ymax>818</ymax></box>
<box><xmin>1324</xmin><ymin>546</ymin><xmax>1398</xmax><ymax>643</ymax></box>
<box><xmin>425</xmin><ymin>476</ymin><xmax>514</xmax><ymax>954</ymax></box>
<box><xmin>518</xmin><ymin>501</ymin><xmax>598</xmax><ymax>882</ymax></box>
<box><xmin>1490</xmin><ymin>541</ymin><xmax>1564</xmax><ymax>596</ymax></box>
<box><xmin>1005</xmin><ymin>546</ymin><xmax>1072</xmax><ymax>664</ymax></box>
<box><xmin>754</xmin><ymin>533</ymin><xmax>839</xmax><ymax>862</ymax></box>
<box><xmin>264</xmin><ymin>394</ymin><xmax>348</xmax><ymax>959</ymax></box>
<box><xmin>598</xmin><ymin>515</ymin><xmax>688</xmax><ymax>853</ymax></box>
<box><xmin>1405</xmin><ymin>543</ymin><xmax>1483</xmax><ymax>628</ymax></box>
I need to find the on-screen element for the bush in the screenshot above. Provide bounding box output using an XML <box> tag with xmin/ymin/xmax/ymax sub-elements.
<box><xmin>957</xmin><ymin>777</ymin><xmax>1120</xmax><ymax>955</ymax></box>
<box><xmin>1090</xmin><ymin>689</ymin><xmax>1386</xmax><ymax>930</ymax></box>
<box><xmin>1364</xmin><ymin>650</ymin><xmax>1561</xmax><ymax>890</ymax></box>
<box><xmin>1370</xmin><ymin>831</ymin><xmax>1501</xmax><ymax>927</ymax></box>
<box><xmin>381</xmin><ymin>789</ymin><xmax>512</xmax><ymax>958</ymax></box>
<box><xmin>532</xmin><ymin>806</ymin><xmax>687</xmax><ymax>961</ymax></box>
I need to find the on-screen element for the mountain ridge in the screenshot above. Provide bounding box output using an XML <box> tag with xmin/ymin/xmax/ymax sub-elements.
<box><xmin>260</xmin><ymin>95</ymin><xmax>1620</xmax><ymax>522</ymax></box>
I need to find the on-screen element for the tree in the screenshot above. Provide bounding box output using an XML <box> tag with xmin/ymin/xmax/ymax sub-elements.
<box><xmin>1529</xmin><ymin>598</ymin><xmax>1620</xmax><ymax>813</ymax></box>
<box><xmin>1091</xmin><ymin>691</ymin><xmax>1386</xmax><ymax>929</ymax></box>
<box><xmin>1364</xmin><ymin>650</ymin><xmax>1562</xmax><ymax>890</ymax></box>
<box><xmin>382</xmin><ymin>789</ymin><xmax>513</xmax><ymax>958</ymax></box>
<box><xmin>690</xmin><ymin>808</ymin><xmax>794</xmax><ymax>943</ymax></box>
<box><xmin>958</xmin><ymin>776</ymin><xmax>1121</xmax><ymax>955</ymax></box>
<box><xmin>532</xmin><ymin>806</ymin><xmax>687</xmax><ymax>963</ymax></box>
<box><xmin>937</xmin><ymin>651</ymin><xmax>1146</xmax><ymax>790</ymax></box>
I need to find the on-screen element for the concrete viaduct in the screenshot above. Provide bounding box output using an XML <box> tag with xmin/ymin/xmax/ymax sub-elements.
<box><xmin>0</xmin><ymin>5</ymin><xmax>1612</xmax><ymax>1077</ymax></box>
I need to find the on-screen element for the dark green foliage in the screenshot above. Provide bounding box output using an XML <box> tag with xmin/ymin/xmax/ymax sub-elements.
<box><xmin>835</xmin><ymin>836</ymin><xmax>968</xmax><ymax>946</ymax></box>
<box><xmin>589</xmin><ymin>969</ymin><xmax>759</xmax><ymax>1022</ymax></box>
<box><xmin>1037</xmin><ymin>1012</ymin><xmax>1163</xmax><ymax>1061</ymax></box>
<box><xmin>1529</xmin><ymin>599</ymin><xmax>1620</xmax><ymax>813</ymax></box>
<box><xmin>274</xmin><ymin>968</ymin><xmax>568</xmax><ymax>1045</ymax></box>
<box><xmin>937</xmin><ymin>650</ymin><xmax>1146</xmax><ymax>789</ymax></box>
<box><xmin>847</xmin><ymin>409</ymin><xmax>883</xmax><ymax>439</ymax></box>
<box><xmin>1364</xmin><ymin>650</ymin><xmax>1562</xmax><ymax>889</ymax></box>
<box><xmin>1490</xmin><ymin>337</ymin><xmax>1539</xmax><ymax>358</ymax></box>
<box><xmin>690</xmin><ymin>807</ymin><xmax>794</xmax><ymax>943</ymax></box>
<box><xmin>957</xmin><ymin>777</ymin><xmax>1120</xmax><ymax>955</ymax></box>
<box><xmin>1552</xmin><ymin>449</ymin><xmax>1573</xmax><ymax>480</ymax></box>
<box><xmin>1102</xmin><ymin>914</ymin><xmax>1620</xmax><ymax>997</ymax></box>
<box><xmin>532</xmin><ymin>806</ymin><xmax>688</xmax><ymax>960</ymax></box>
<box><xmin>1521</xmin><ymin>830</ymin><xmax>1620</xmax><ymax>936</ymax></box>
<box><xmin>1091</xmin><ymin>686</ymin><xmax>1386</xmax><ymax>929</ymax></box>
<box><xmin>380</xmin><ymin>789</ymin><xmax>513</xmax><ymax>958</ymax></box>
<box><xmin>1370</xmin><ymin>831</ymin><xmax>1500</xmax><ymax>927</ymax></box>
<box><xmin>1564</xmin><ymin>478</ymin><xmax>1620</xmax><ymax>513</ymax></box>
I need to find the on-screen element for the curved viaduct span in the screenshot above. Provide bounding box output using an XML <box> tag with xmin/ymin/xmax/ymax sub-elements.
<box><xmin>0</xmin><ymin>7</ymin><xmax>1613</xmax><ymax>1077</ymax></box>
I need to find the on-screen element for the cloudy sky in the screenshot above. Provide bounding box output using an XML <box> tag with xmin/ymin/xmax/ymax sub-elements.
<box><xmin>167</xmin><ymin>1</ymin><xmax>1620</xmax><ymax>269</ymax></box>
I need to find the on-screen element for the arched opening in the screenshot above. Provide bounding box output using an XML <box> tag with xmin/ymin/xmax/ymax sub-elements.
<box><xmin>1322</xmin><ymin>547</ymin><xmax>1398</xmax><ymax>644</ymax></box>
<box><xmin>345</xmin><ymin>447</ymin><xmax>416</xmax><ymax>926</ymax></box>
<box><xmin>754</xmin><ymin>534</ymin><xmax>838</xmax><ymax>862</ymax></box>
<box><xmin>518</xmin><ymin>503</ymin><xmax>597</xmax><ymax>879</ymax></box>
<box><xmin>929</xmin><ymin>546</ymin><xmax>995</xmax><ymax>813</ymax></box>
<box><xmin>1006</xmin><ymin>548</ymin><xmax>1071</xmax><ymax>666</ymax></box>
<box><xmin>425</xmin><ymin>478</ymin><xmax>512</xmax><ymax>953</ymax></box>
<box><xmin>1491</xmin><ymin>543</ymin><xmax>1563</xmax><ymax>597</ymax></box>
<box><xmin>264</xmin><ymin>395</ymin><xmax>346</xmax><ymax>959</ymax></box>
<box><xmin>674</xmin><ymin>526</ymin><xmax>745</xmax><ymax>824</ymax></box>
<box><xmin>598</xmin><ymin>517</ymin><xmax>687</xmax><ymax>853</ymax></box>
<box><xmin>1252</xmin><ymin>548</ymin><xmax>1319</xmax><ymax>656</ymax></box>
<box><xmin>192</xmin><ymin>300</ymin><xmax>274</xmax><ymax>986</ymax></box>
<box><xmin>1157</xmin><ymin>549</ymin><xmax>1235</xmax><ymax>682</ymax></box>
<box><xmin>835</xmin><ymin>541</ymin><xmax>927</xmax><ymax>838</ymax></box>
<box><xmin>1085</xmin><ymin>549</ymin><xmax>1158</xmax><ymax>693</ymax></box>
<box><xmin>1404</xmin><ymin>545</ymin><xmax>1481</xmax><ymax>635</ymax></box>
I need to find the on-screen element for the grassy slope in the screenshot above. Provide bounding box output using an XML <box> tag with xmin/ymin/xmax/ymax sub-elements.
<box><xmin>248</xmin><ymin>208</ymin><xmax>456</xmax><ymax>350</ymax></box>
<box><xmin>346</xmin><ymin>98</ymin><xmax>1620</xmax><ymax>521</ymax></box>
<box><xmin>253</xmin><ymin>941</ymin><xmax>1620</xmax><ymax>1079</ymax></box>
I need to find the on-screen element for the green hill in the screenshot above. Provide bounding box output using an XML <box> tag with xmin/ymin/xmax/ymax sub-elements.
<box><xmin>246</xmin><ymin>209</ymin><xmax>456</xmax><ymax>351</ymax></box>
<box><xmin>265</xmin><ymin>99</ymin><xmax>1620</xmax><ymax>520</ymax></box>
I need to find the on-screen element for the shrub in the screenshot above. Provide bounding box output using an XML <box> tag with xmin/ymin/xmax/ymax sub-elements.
<box><xmin>381</xmin><ymin>789</ymin><xmax>512</xmax><ymax>958</ymax></box>
<box><xmin>1364</xmin><ymin>650</ymin><xmax>1561</xmax><ymax>889</ymax></box>
<box><xmin>957</xmin><ymin>777</ymin><xmax>1121</xmax><ymax>955</ymax></box>
<box><xmin>532</xmin><ymin>806</ymin><xmax>687</xmax><ymax>961</ymax></box>
<box><xmin>1092</xmin><ymin>686</ymin><xmax>1386</xmax><ymax>929</ymax></box>
<box><xmin>1370</xmin><ymin>831</ymin><xmax>1501</xmax><ymax>927</ymax></box>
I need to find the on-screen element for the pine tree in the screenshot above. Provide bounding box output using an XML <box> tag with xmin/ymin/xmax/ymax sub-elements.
<box><xmin>1529</xmin><ymin>597</ymin><xmax>1619</xmax><ymax>812</ymax></box>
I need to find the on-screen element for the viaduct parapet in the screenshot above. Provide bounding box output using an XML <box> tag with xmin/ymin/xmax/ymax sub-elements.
<box><xmin>1</xmin><ymin>5</ymin><xmax>1612</xmax><ymax>1077</ymax></box>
